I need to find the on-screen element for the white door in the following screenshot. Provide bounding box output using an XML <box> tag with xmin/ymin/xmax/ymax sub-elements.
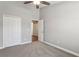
<box><xmin>3</xmin><ymin>15</ymin><xmax>21</xmax><ymax>47</ymax></box>
<box><xmin>38</xmin><ymin>20</ymin><xmax>44</xmax><ymax>42</ymax></box>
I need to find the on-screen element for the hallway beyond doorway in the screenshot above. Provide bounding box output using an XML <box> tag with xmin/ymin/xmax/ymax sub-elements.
<box><xmin>32</xmin><ymin>20</ymin><xmax>38</xmax><ymax>42</ymax></box>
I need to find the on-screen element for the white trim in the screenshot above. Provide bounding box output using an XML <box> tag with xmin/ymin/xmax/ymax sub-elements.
<box><xmin>43</xmin><ymin>41</ymin><xmax>79</xmax><ymax>57</ymax></box>
<box><xmin>0</xmin><ymin>41</ymin><xmax>32</xmax><ymax>49</ymax></box>
<box><xmin>38</xmin><ymin>20</ymin><xmax>44</xmax><ymax>42</ymax></box>
<box><xmin>38</xmin><ymin>39</ymin><xmax>44</xmax><ymax>43</ymax></box>
<box><xmin>0</xmin><ymin>47</ymin><xmax>4</xmax><ymax>49</ymax></box>
<box><xmin>20</xmin><ymin>41</ymin><xmax>32</xmax><ymax>45</ymax></box>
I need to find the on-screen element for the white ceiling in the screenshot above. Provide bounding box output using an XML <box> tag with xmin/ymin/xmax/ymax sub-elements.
<box><xmin>3</xmin><ymin>1</ymin><xmax>61</xmax><ymax>9</ymax></box>
<box><xmin>23</xmin><ymin>1</ymin><xmax>61</xmax><ymax>8</ymax></box>
<box><xmin>40</xmin><ymin>1</ymin><xmax>61</xmax><ymax>8</ymax></box>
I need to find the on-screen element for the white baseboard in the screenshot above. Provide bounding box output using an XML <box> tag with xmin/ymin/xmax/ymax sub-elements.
<box><xmin>0</xmin><ymin>41</ymin><xmax>32</xmax><ymax>49</ymax></box>
<box><xmin>20</xmin><ymin>41</ymin><xmax>32</xmax><ymax>45</ymax></box>
<box><xmin>0</xmin><ymin>47</ymin><xmax>4</xmax><ymax>49</ymax></box>
<box><xmin>43</xmin><ymin>41</ymin><xmax>79</xmax><ymax>57</ymax></box>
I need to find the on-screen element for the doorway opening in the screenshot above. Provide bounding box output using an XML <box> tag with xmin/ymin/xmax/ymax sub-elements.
<box><xmin>32</xmin><ymin>20</ymin><xmax>38</xmax><ymax>42</ymax></box>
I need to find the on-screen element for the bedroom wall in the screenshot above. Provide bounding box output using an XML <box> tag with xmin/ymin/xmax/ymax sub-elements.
<box><xmin>0</xmin><ymin>2</ymin><xmax>3</xmax><ymax>48</ymax></box>
<box><xmin>2</xmin><ymin>1</ymin><xmax>39</xmax><ymax>44</ymax></box>
<box><xmin>40</xmin><ymin>1</ymin><xmax>79</xmax><ymax>54</ymax></box>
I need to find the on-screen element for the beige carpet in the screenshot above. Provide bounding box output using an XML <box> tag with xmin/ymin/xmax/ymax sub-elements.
<box><xmin>0</xmin><ymin>41</ymin><xmax>76</xmax><ymax>57</ymax></box>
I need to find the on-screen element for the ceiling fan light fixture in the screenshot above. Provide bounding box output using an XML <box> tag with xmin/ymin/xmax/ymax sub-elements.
<box><xmin>33</xmin><ymin>0</ymin><xmax>40</xmax><ymax>5</ymax></box>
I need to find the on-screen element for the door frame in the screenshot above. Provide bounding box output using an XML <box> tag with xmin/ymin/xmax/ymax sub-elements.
<box><xmin>31</xmin><ymin>20</ymin><xmax>44</xmax><ymax>42</ymax></box>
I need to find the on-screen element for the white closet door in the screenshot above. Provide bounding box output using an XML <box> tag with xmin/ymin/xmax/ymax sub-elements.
<box><xmin>3</xmin><ymin>15</ymin><xmax>21</xmax><ymax>47</ymax></box>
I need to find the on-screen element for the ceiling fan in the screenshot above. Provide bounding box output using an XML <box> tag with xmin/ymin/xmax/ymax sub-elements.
<box><xmin>24</xmin><ymin>1</ymin><xmax>50</xmax><ymax>9</ymax></box>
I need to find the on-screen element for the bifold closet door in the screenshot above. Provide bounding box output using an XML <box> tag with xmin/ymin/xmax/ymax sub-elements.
<box><xmin>3</xmin><ymin>15</ymin><xmax>21</xmax><ymax>47</ymax></box>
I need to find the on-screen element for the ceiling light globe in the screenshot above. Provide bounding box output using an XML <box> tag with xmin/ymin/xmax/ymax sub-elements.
<box><xmin>33</xmin><ymin>1</ymin><xmax>40</xmax><ymax>5</ymax></box>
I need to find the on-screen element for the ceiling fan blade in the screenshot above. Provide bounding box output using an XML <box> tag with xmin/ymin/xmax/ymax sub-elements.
<box><xmin>36</xmin><ymin>5</ymin><xmax>39</xmax><ymax>9</ymax></box>
<box><xmin>40</xmin><ymin>1</ymin><xmax>50</xmax><ymax>5</ymax></box>
<box><xmin>24</xmin><ymin>1</ymin><xmax>33</xmax><ymax>4</ymax></box>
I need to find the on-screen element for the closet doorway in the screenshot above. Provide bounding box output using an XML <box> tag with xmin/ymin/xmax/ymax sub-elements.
<box><xmin>31</xmin><ymin>20</ymin><xmax>44</xmax><ymax>42</ymax></box>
